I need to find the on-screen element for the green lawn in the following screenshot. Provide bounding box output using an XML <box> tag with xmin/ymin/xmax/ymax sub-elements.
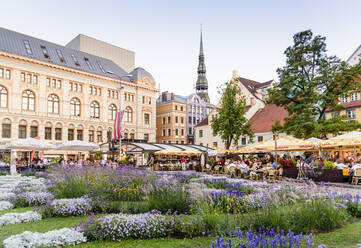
<box><xmin>1</xmin><ymin>215</ymin><xmax>361</xmax><ymax>248</ymax></box>
<box><xmin>0</xmin><ymin>207</ymin><xmax>33</xmax><ymax>215</ymax></box>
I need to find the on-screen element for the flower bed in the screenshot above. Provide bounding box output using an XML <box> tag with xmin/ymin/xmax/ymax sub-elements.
<box><xmin>0</xmin><ymin>201</ymin><xmax>13</xmax><ymax>211</ymax></box>
<box><xmin>8</xmin><ymin>192</ymin><xmax>53</xmax><ymax>207</ymax></box>
<box><xmin>3</xmin><ymin>228</ymin><xmax>86</xmax><ymax>248</ymax></box>
<box><xmin>0</xmin><ymin>211</ymin><xmax>42</xmax><ymax>226</ymax></box>
<box><xmin>50</xmin><ymin>197</ymin><xmax>92</xmax><ymax>216</ymax></box>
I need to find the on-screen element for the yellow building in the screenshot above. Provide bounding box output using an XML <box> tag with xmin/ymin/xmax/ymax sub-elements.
<box><xmin>325</xmin><ymin>93</ymin><xmax>361</xmax><ymax>123</ymax></box>
<box><xmin>156</xmin><ymin>92</ymin><xmax>187</xmax><ymax>144</ymax></box>
<box><xmin>0</xmin><ymin>27</ymin><xmax>157</xmax><ymax>155</ymax></box>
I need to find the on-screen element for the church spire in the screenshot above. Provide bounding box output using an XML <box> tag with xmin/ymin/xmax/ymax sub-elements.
<box><xmin>196</xmin><ymin>29</ymin><xmax>210</xmax><ymax>103</ymax></box>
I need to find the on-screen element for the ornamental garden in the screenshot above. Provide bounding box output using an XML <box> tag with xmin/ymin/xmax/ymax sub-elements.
<box><xmin>1</xmin><ymin>167</ymin><xmax>361</xmax><ymax>248</ymax></box>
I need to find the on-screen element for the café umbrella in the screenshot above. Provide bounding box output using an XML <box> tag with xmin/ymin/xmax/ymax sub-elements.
<box><xmin>56</xmin><ymin>140</ymin><xmax>99</xmax><ymax>151</ymax></box>
<box><xmin>6</xmin><ymin>138</ymin><xmax>56</xmax><ymax>150</ymax></box>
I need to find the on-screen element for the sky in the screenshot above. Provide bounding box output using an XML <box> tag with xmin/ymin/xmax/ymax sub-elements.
<box><xmin>1</xmin><ymin>0</ymin><xmax>361</xmax><ymax>104</ymax></box>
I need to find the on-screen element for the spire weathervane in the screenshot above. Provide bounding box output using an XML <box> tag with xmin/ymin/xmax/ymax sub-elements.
<box><xmin>195</xmin><ymin>27</ymin><xmax>210</xmax><ymax>103</ymax></box>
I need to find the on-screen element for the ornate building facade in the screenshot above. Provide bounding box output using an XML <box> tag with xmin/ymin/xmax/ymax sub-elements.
<box><xmin>0</xmin><ymin>27</ymin><xmax>157</xmax><ymax>151</ymax></box>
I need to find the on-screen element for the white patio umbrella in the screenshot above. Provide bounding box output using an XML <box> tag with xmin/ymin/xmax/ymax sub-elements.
<box><xmin>6</xmin><ymin>138</ymin><xmax>56</xmax><ymax>150</ymax></box>
<box><xmin>56</xmin><ymin>140</ymin><xmax>99</xmax><ymax>151</ymax></box>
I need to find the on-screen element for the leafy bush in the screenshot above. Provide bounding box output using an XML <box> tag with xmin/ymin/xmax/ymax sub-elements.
<box><xmin>0</xmin><ymin>172</ymin><xmax>9</xmax><ymax>176</ymax></box>
<box><xmin>21</xmin><ymin>172</ymin><xmax>36</xmax><ymax>177</ymax></box>
<box><xmin>49</xmin><ymin>177</ymin><xmax>89</xmax><ymax>199</ymax></box>
<box><xmin>345</xmin><ymin>195</ymin><xmax>361</xmax><ymax>217</ymax></box>
<box><xmin>9</xmin><ymin>192</ymin><xmax>53</xmax><ymax>208</ymax></box>
<box><xmin>241</xmin><ymin>200</ymin><xmax>350</xmax><ymax>234</ymax></box>
<box><xmin>172</xmin><ymin>215</ymin><xmax>206</xmax><ymax>238</ymax></box>
<box><xmin>49</xmin><ymin>197</ymin><xmax>92</xmax><ymax>217</ymax></box>
<box><xmin>0</xmin><ymin>155</ymin><xmax>10</xmax><ymax>164</ymax></box>
<box><xmin>323</xmin><ymin>160</ymin><xmax>336</xmax><ymax>170</ymax></box>
<box><xmin>109</xmin><ymin>201</ymin><xmax>149</xmax><ymax>214</ymax></box>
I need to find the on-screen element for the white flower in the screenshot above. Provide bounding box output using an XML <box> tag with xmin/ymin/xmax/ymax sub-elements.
<box><xmin>0</xmin><ymin>192</ymin><xmax>15</xmax><ymax>200</ymax></box>
<box><xmin>0</xmin><ymin>211</ymin><xmax>42</xmax><ymax>226</ymax></box>
<box><xmin>0</xmin><ymin>201</ymin><xmax>13</xmax><ymax>211</ymax></box>
<box><xmin>3</xmin><ymin>228</ymin><xmax>87</xmax><ymax>248</ymax></box>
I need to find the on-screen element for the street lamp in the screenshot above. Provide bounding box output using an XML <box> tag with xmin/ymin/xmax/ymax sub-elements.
<box><xmin>107</xmin><ymin>71</ymin><xmax>133</xmax><ymax>159</ymax></box>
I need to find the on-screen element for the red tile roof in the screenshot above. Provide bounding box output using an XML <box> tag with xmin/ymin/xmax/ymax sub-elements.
<box><xmin>325</xmin><ymin>101</ymin><xmax>361</xmax><ymax>112</ymax></box>
<box><xmin>195</xmin><ymin>117</ymin><xmax>208</xmax><ymax>127</ymax></box>
<box><xmin>237</xmin><ymin>77</ymin><xmax>272</xmax><ymax>100</ymax></box>
<box><xmin>250</xmin><ymin>104</ymin><xmax>289</xmax><ymax>133</ymax></box>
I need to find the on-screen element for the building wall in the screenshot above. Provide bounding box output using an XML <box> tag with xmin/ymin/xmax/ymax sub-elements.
<box><xmin>66</xmin><ymin>34</ymin><xmax>135</xmax><ymax>73</ymax></box>
<box><xmin>0</xmin><ymin>52</ymin><xmax>157</xmax><ymax>145</ymax></box>
<box><xmin>156</xmin><ymin>102</ymin><xmax>187</xmax><ymax>144</ymax></box>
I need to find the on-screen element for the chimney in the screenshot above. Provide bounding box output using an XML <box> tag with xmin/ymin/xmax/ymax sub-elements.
<box><xmin>171</xmin><ymin>93</ymin><xmax>174</xmax><ymax>100</ymax></box>
<box><xmin>162</xmin><ymin>91</ymin><xmax>168</xmax><ymax>102</ymax></box>
<box><xmin>232</xmin><ymin>69</ymin><xmax>239</xmax><ymax>79</ymax></box>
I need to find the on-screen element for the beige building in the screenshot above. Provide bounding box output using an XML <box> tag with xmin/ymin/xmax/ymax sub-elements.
<box><xmin>194</xmin><ymin>70</ymin><xmax>276</xmax><ymax>149</ymax></box>
<box><xmin>0</xmin><ymin>27</ymin><xmax>157</xmax><ymax>152</ymax></box>
<box><xmin>156</xmin><ymin>92</ymin><xmax>187</xmax><ymax>144</ymax></box>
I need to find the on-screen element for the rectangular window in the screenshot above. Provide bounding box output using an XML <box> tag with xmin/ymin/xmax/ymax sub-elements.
<box><xmin>19</xmin><ymin>125</ymin><xmax>26</xmax><ymax>139</ymax></box>
<box><xmin>144</xmin><ymin>133</ymin><xmax>149</xmax><ymax>141</ymax></box>
<box><xmin>89</xmin><ymin>130</ymin><xmax>94</xmax><ymax>142</ymax></box>
<box><xmin>40</xmin><ymin>45</ymin><xmax>50</xmax><ymax>58</ymax></box>
<box><xmin>98</xmin><ymin>88</ymin><xmax>101</xmax><ymax>96</ymax></box>
<box><xmin>242</xmin><ymin>138</ymin><xmax>247</xmax><ymax>145</ymax></box>
<box><xmin>30</xmin><ymin>126</ymin><xmax>38</xmax><ymax>138</ymax></box>
<box><xmin>142</xmin><ymin>96</ymin><xmax>145</xmax><ymax>104</ymax></box>
<box><xmin>144</xmin><ymin>113</ymin><xmax>150</xmax><ymax>125</ymax></box>
<box><xmin>20</xmin><ymin>73</ymin><xmax>25</xmax><ymax>82</ymax></box>
<box><xmin>189</xmin><ymin>128</ymin><xmax>192</xmax><ymax>135</ymax></box>
<box><xmin>168</xmin><ymin>116</ymin><xmax>171</xmax><ymax>123</ymax></box>
<box><xmin>23</xmin><ymin>40</ymin><xmax>33</xmax><ymax>55</ymax></box>
<box><xmin>168</xmin><ymin>140</ymin><xmax>171</xmax><ymax>144</ymax></box>
<box><xmin>5</xmin><ymin>70</ymin><xmax>10</xmax><ymax>80</ymax></box>
<box><xmin>51</xmin><ymin>79</ymin><xmax>56</xmax><ymax>88</ymax></box>
<box><xmin>108</xmin><ymin>90</ymin><xmax>111</xmax><ymax>98</ymax></box>
<box><xmin>2</xmin><ymin>124</ymin><xmax>11</xmax><ymax>138</ymax></box>
<box><xmin>188</xmin><ymin>117</ymin><xmax>192</xmax><ymax>124</ymax></box>
<box><xmin>181</xmin><ymin>117</ymin><xmax>184</xmax><ymax>124</ymax></box>
<box><xmin>181</xmin><ymin>106</ymin><xmax>183</xmax><ymax>111</ymax></box>
<box><xmin>56</xmin><ymin>49</ymin><xmax>66</xmax><ymax>63</ymax></box>
<box><xmin>181</xmin><ymin>141</ymin><xmax>184</xmax><ymax>144</ymax></box>
<box><xmin>175</xmin><ymin>105</ymin><xmax>178</xmax><ymax>110</ymax></box>
<box><xmin>77</xmin><ymin>129</ymin><xmax>83</xmax><ymax>141</ymax></box>
<box><xmin>79</xmin><ymin>84</ymin><xmax>82</xmax><ymax>92</ymax></box>
<box><xmin>162</xmin><ymin>117</ymin><xmax>165</xmax><ymax>124</ymax></box>
<box><xmin>33</xmin><ymin>75</ymin><xmax>38</xmax><ymax>84</ymax></box>
<box><xmin>175</xmin><ymin>129</ymin><xmax>179</xmax><ymax>136</ymax></box>
<box><xmin>55</xmin><ymin>128</ymin><xmax>62</xmax><ymax>140</ymax></box>
<box><xmin>45</xmin><ymin>127</ymin><xmax>52</xmax><ymax>140</ymax></box>
<box><xmin>84</xmin><ymin>58</ymin><xmax>94</xmax><ymax>70</ymax></box>
<box><xmin>193</xmin><ymin>117</ymin><xmax>196</xmax><ymax>124</ymax></box>
<box><xmin>96</xmin><ymin>131</ymin><xmax>102</xmax><ymax>142</ymax></box>
<box><xmin>26</xmin><ymin>74</ymin><xmax>31</xmax><ymax>83</ymax></box>
<box><xmin>168</xmin><ymin>129</ymin><xmax>171</xmax><ymax>136</ymax></box>
<box><xmin>90</xmin><ymin>86</ymin><xmax>93</xmax><ymax>95</ymax></box>
<box><xmin>68</xmin><ymin>129</ymin><xmax>74</xmax><ymax>141</ymax></box>
<box><xmin>213</xmin><ymin>142</ymin><xmax>218</xmax><ymax>147</ymax></box>
<box><xmin>56</xmin><ymin>80</ymin><xmax>61</xmax><ymax>89</ymax></box>
<box><xmin>351</xmin><ymin>92</ymin><xmax>358</xmax><ymax>102</ymax></box>
<box><xmin>46</xmin><ymin>78</ymin><xmax>50</xmax><ymax>87</ymax></box>
<box><xmin>0</xmin><ymin>68</ymin><xmax>3</xmax><ymax>78</ymax></box>
<box><xmin>149</xmin><ymin>97</ymin><xmax>151</xmax><ymax>105</ymax></box>
<box><xmin>181</xmin><ymin>129</ymin><xmax>184</xmax><ymax>136</ymax></box>
<box><xmin>341</xmin><ymin>95</ymin><xmax>348</xmax><ymax>103</ymax></box>
<box><xmin>162</xmin><ymin>129</ymin><xmax>166</xmax><ymax>136</ymax></box>
<box><xmin>199</xmin><ymin>130</ymin><xmax>203</xmax><ymax>138</ymax></box>
<box><xmin>131</xmin><ymin>95</ymin><xmax>134</xmax><ymax>102</ymax></box>
<box><xmin>331</xmin><ymin>112</ymin><xmax>340</xmax><ymax>118</ymax></box>
<box><xmin>347</xmin><ymin>109</ymin><xmax>356</xmax><ymax>119</ymax></box>
<box><xmin>70</xmin><ymin>82</ymin><xmax>73</xmax><ymax>91</ymax></box>
<box><xmin>175</xmin><ymin>116</ymin><xmax>178</xmax><ymax>123</ymax></box>
<box><xmin>258</xmin><ymin>136</ymin><xmax>263</xmax><ymax>142</ymax></box>
<box><xmin>130</xmin><ymin>133</ymin><xmax>135</xmax><ymax>140</ymax></box>
<box><xmin>71</xmin><ymin>54</ymin><xmax>80</xmax><ymax>66</ymax></box>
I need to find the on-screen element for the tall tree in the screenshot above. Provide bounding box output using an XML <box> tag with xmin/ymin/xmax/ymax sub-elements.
<box><xmin>267</xmin><ymin>30</ymin><xmax>361</xmax><ymax>138</ymax></box>
<box><xmin>211</xmin><ymin>81</ymin><xmax>253</xmax><ymax>149</ymax></box>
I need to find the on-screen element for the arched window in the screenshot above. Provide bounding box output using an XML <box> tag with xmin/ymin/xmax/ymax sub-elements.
<box><xmin>70</xmin><ymin>98</ymin><xmax>81</xmax><ymax>116</ymax></box>
<box><xmin>48</xmin><ymin>94</ymin><xmax>59</xmax><ymax>114</ymax></box>
<box><xmin>124</xmin><ymin>106</ymin><xmax>133</xmax><ymax>123</ymax></box>
<box><xmin>22</xmin><ymin>90</ymin><xmax>35</xmax><ymax>111</ymax></box>
<box><xmin>0</xmin><ymin>85</ymin><xmax>8</xmax><ymax>108</ymax></box>
<box><xmin>108</xmin><ymin>104</ymin><xmax>117</xmax><ymax>120</ymax></box>
<box><xmin>90</xmin><ymin>101</ymin><xmax>100</xmax><ymax>118</ymax></box>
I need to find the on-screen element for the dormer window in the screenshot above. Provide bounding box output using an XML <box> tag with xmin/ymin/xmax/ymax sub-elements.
<box><xmin>23</xmin><ymin>40</ymin><xmax>33</xmax><ymax>55</ymax></box>
<box><xmin>84</xmin><ymin>57</ymin><xmax>94</xmax><ymax>71</ymax></box>
<box><xmin>97</xmin><ymin>61</ymin><xmax>105</xmax><ymax>73</ymax></box>
<box><xmin>71</xmin><ymin>54</ymin><xmax>80</xmax><ymax>66</ymax></box>
<box><xmin>40</xmin><ymin>45</ymin><xmax>50</xmax><ymax>59</ymax></box>
<box><xmin>56</xmin><ymin>49</ymin><xmax>66</xmax><ymax>63</ymax></box>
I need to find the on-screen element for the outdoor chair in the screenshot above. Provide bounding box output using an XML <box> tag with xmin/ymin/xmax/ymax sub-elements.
<box><xmin>229</xmin><ymin>167</ymin><xmax>237</xmax><ymax>178</ymax></box>
<box><xmin>352</xmin><ymin>168</ymin><xmax>361</xmax><ymax>185</ymax></box>
<box><xmin>202</xmin><ymin>164</ymin><xmax>211</xmax><ymax>174</ymax></box>
<box><xmin>214</xmin><ymin>165</ymin><xmax>221</xmax><ymax>175</ymax></box>
<box><xmin>277</xmin><ymin>167</ymin><xmax>283</xmax><ymax>181</ymax></box>
<box><xmin>267</xmin><ymin>169</ymin><xmax>276</xmax><ymax>183</ymax></box>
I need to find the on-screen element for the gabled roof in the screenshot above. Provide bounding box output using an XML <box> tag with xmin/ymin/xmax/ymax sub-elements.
<box><xmin>347</xmin><ymin>44</ymin><xmax>361</xmax><ymax>65</ymax></box>
<box><xmin>156</xmin><ymin>92</ymin><xmax>187</xmax><ymax>104</ymax></box>
<box><xmin>236</xmin><ymin>77</ymin><xmax>273</xmax><ymax>100</ymax></box>
<box><xmin>129</xmin><ymin>67</ymin><xmax>154</xmax><ymax>82</ymax></box>
<box><xmin>195</xmin><ymin>116</ymin><xmax>208</xmax><ymax>127</ymax></box>
<box><xmin>0</xmin><ymin>27</ymin><xmax>130</xmax><ymax>81</ymax></box>
<box><xmin>249</xmin><ymin>104</ymin><xmax>288</xmax><ymax>133</ymax></box>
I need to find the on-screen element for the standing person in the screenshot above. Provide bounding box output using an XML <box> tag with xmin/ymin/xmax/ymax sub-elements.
<box><xmin>181</xmin><ymin>157</ymin><xmax>186</xmax><ymax>171</ymax></box>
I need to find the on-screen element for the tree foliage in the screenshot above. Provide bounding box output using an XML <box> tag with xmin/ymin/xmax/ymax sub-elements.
<box><xmin>211</xmin><ymin>80</ymin><xmax>253</xmax><ymax>149</ymax></box>
<box><xmin>267</xmin><ymin>30</ymin><xmax>361</xmax><ymax>138</ymax></box>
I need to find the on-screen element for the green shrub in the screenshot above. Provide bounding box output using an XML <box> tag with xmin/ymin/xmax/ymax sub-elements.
<box><xmin>147</xmin><ymin>187</ymin><xmax>191</xmax><ymax>214</ymax></box>
<box><xmin>0</xmin><ymin>155</ymin><xmax>10</xmax><ymax>164</ymax></box>
<box><xmin>323</xmin><ymin>160</ymin><xmax>336</xmax><ymax>170</ymax></box>
<box><xmin>241</xmin><ymin>200</ymin><xmax>350</xmax><ymax>234</ymax></box>
<box><xmin>0</xmin><ymin>171</ymin><xmax>9</xmax><ymax>176</ymax></box>
<box><xmin>205</xmin><ymin>181</ymin><xmax>227</xmax><ymax>189</ymax></box>
<box><xmin>49</xmin><ymin>177</ymin><xmax>89</xmax><ymax>199</ymax></box>
<box><xmin>21</xmin><ymin>172</ymin><xmax>36</xmax><ymax>177</ymax></box>
<box><xmin>109</xmin><ymin>201</ymin><xmax>149</xmax><ymax>214</ymax></box>
<box><xmin>346</xmin><ymin>201</ymin><xmax>361</xmax><ymax>218</ymax></box>
<box><xmin>172</xmin><ymin>215</ymin><xmax>207</xmax><ymax>238</ymax></box>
